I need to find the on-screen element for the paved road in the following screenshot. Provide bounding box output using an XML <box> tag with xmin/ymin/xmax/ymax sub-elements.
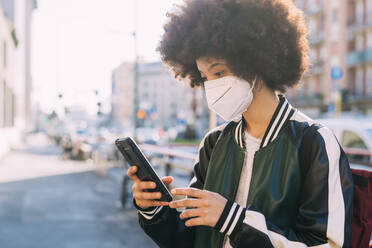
<box><xmin>0</xmin><ymin>147</ymin><xmax>157</xmax><ymax>248</ymax></box>
<box><xmin>0</xmin><ymin>133</ymin><xmax>196</xmax><ymax>248</ymax></box>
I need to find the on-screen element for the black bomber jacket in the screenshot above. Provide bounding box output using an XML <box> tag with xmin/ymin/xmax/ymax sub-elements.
<box><xmin>135</xmin><ymin>95</ymin><xmax>354</xmax><ymax>248</ymax></box>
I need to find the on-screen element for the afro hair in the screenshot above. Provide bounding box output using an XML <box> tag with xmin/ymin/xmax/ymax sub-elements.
<box><xmin>157</xmin><ymin>0</ymin><xmax>310</xmax><ymax>92</ymax></box>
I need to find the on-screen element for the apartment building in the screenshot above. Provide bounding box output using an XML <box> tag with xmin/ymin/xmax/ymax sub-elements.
<box><xmin>289</xmin><ymin>0</ymin><xmax>372</xmax><ymax>115</ymax></box>
<box><xmin>111</xmin><ymin>61</ymin><xmax>208</xmax><ymax>134</ymax></box>
<box><xmin>0</xmin><ymin>0</ymin><xmax>36</xmax><ymax>157</ymax></box>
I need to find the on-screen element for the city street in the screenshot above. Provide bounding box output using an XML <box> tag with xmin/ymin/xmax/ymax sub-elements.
<box><xmin>0</xmin><ymin>139</ymin><xmax>157</xmax><ymax>248</ymax></box>
<box><xmin>1</xmin><ymin>0</ymin><xmax>372</xmax><ymax>247</ymax></box>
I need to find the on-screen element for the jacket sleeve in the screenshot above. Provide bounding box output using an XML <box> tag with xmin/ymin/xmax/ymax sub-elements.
<box><xmin>212</xmin><ymin>126</ymin><xmax>353</xmax><ymax>248</ymax></box>
<box><xmin>135</xmin><ymin>125</ymin><xmax>224</xmax><ymax>248</ymax></box>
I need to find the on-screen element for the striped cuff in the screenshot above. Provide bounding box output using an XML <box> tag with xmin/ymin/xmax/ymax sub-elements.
<box><xmin>139</xmin><ymin>206</ymin><xmax>163</xmax><ymax>220</ymax></box>
<box><xmin>214</xmin><ymin>200</ymin><xmax>245</xmax><ymax>236</ymax></box>
<box><xmin>133</xmin><ymin>198</ymin><xmax>163</xmax><ymax>220</ymax></box>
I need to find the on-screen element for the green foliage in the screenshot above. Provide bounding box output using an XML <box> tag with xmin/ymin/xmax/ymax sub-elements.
<box><xmin>11</xmin><ymin>29</ymin><xmax>18</xmax><ymax>48</ymax></box>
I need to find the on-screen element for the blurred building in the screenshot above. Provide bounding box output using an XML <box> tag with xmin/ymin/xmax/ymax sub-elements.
<box><xmin>111</xmin><ymin>61</ymin><xmax>208</xmax><ymax>134</ymax></box>
<box><xmin>111</xmin><ymin>62</ymin><xmax>135</xmax><ymax>129</ymax></box>
<box><xmin>14</xmin><ymin>0</ymin><xmax>37</xmax><ymax>132</ymax></box>
<box><xmin>138</xmin><ymin>62</ymin><xmax>188</xmax><ymax>128</ymax></box>
<box><xmin>0</xmin><ymin>0</ymin><xmax>36</xmax><ymax>157</ymax></box>
<box><xmin>289</xmin><ymin>0</ymin><xmax>372</xmax><ymax>115</ymax></box>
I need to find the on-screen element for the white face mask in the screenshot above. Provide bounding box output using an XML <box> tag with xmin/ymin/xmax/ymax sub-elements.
<box><xmin>204</xmin><ymin>75</ymin><xmax>256</xmax><ymax>121</ymax></box>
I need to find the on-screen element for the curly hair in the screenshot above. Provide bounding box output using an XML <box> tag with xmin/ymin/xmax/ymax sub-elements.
<box><xmin>157</xmin><ymin>0</ymin><xmax>310</xmax><ymax>92</ymax></box>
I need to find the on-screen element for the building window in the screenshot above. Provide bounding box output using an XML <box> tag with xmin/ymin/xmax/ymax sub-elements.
<box><xmin>355</xmin><ymin>68</ymin><xmax>364</xmax><ymax>96</ymax></box>
<box><xmin>308</xmin><ymin>18</ymin><xmax>317</xmax><ymax>34</ymax></box>
<box><xmin>356</xmin><ymin>0</ymin><xmax>364</xmax><ymax>25</ymax></box>
<box><xmin>367</xmin><ymin>66</ymin><xmax>372</xmax><ymax>96</ymax></box>
<box><xmin>368</xmin><ymin>0</ymin><xmax>372</xmax><ymax>24</ymax></box>
<box><xmin>308</xmin><ymin>78</ymin><xmax>315</xmax><ymax>95</ymax></box>
<box><xmin>309</xmin><ymin>48</ymin><xmax>316</xmax><ymax>62</ymax></box>
<box><xmin>367</xmin><ymin>31</ymin><xmax>372</xmax><ymax>48</ymax></box>
<box><xmin>1</xmin><ymin>81</ymin><xmax>5</xmax><ymax>127</ymax></box>
<box><xmin>331</xmin><ymin>24</ymin><xmax>339</xmax><ymax>42</ymax></box>
<box><xmin>320</xmin><ymin>45</ymin><xmax>327</xmax><ymax>60</ymax></box>
<box><xmin>347</xmin><ymin>68</ymin><xmax>356</xmax><ymax>94</ymax></box>
<box><xmin>11</xmin><ymin>92</ymin><xmax>15</xmax><ymax>126</ymax></box>
<box><xmin>356</xmin><ymin>34</ymin><xmax>364</xmax><ymax>51</ymax></box>
<box><xmin>3</xmin><ymin>40</ymin><xmax>6</xmax><ymax>68</ymax></box>
<box><xmin>1</xmin><ymin>81</ymin><xmax>15</xmax><ymax>128</ymax></box>
<box><xmin>332</xmin><ymin>9</ymin><xmax>338</xmax><ymax>23</ymax></box>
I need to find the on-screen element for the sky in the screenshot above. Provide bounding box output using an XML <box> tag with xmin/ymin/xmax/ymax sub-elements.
<box><xmin>32</xmin><ymin>0</ymin><xmax>182</xmax><ymax>114</ymax></box>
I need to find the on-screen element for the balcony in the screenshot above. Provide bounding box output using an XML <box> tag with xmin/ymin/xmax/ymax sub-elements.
<box><xmin>290</xmin><ymin>93</ymin><xmax>326</xmax><ymax>110</ymax></box>
<box><xmin>348</xmin><ymin>16</ymin><xmax>372</xmax><ymax>34</ymax></box>
<box><xmin>347</xmin><ymin>48</ymin><xmax>372</xmax><ymax>67</ymax></box>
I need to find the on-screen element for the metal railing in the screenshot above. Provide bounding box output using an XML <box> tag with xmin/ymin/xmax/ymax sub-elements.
<box><xmin>140</xmin><ymin>144</ymin><xmax>196</xmax><ymax>179</ymax></box>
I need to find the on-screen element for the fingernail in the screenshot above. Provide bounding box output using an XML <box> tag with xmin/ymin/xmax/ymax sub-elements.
<box><xmin>171</xmin><ymin>189</ymin><xmax>176</xmax><ymax>194</ymax></box>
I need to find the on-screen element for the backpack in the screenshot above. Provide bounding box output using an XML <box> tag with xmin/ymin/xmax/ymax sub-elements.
<box><xmin>302</xmin><ymin>124</ymin><xmax>372</xmax><ymax>247</ymax></box>
<box><xmin>351</xmin><ymin>168</ymin><xmax>372</xmax><ymax>248</ymax></box>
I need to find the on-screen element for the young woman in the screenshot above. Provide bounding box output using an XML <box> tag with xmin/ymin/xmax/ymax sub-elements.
<box><xmin>126</xmin><ymin>0</ymin><xmax>353</xmax><ymax>247</ymax></box>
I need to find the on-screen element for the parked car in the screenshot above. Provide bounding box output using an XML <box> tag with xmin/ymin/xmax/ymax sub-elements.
<box><xmin>317</xmin><ymin>118</ymin><xmax>372</xmax><ymax>164</ymax></box>
<box><xmin>135</xmin><ymin>127</ymin><xmax>163</xmax><ymax>145</ymax></box>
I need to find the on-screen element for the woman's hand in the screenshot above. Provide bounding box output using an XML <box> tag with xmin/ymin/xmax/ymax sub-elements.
<box><xmin>169</xmin><ymin>187</ymin><xmax>227</xmax><ymax>228</ymax></box>
<box><xmin>126</xmin><ymin>166</ymin><xmax>173</xmax><ymax>209</ymax></box>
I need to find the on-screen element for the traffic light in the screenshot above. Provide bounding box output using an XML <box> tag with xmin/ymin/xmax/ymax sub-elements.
<box><xmin>137</xmin><ymin>110</ymin><xmax>146</xmax><ymax>119</ymax></box>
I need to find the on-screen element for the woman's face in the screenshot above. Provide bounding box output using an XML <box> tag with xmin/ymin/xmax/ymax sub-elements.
<box><xmin>196</xmin><ymin>57</ymin><xmax>235</xmax><ymax>82</ymax></box>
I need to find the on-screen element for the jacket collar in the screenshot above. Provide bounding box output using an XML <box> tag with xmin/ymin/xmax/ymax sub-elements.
<box><xmin>234</xmin><ymin>94</ymin><xmax>296</xmax><ymax>150</ymax></box>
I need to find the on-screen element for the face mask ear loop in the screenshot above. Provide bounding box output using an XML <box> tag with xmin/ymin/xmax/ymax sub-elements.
<box><xmin>251</xmin><ymin>76</ymin><xmax>257</xmax><ymax>92</ymax></box>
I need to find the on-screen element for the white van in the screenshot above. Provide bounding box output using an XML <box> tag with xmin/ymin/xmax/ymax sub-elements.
<box><xmin>316</xmin><ymin>118</ymin><xmax>372</xmax><ymax>166</ymax></box>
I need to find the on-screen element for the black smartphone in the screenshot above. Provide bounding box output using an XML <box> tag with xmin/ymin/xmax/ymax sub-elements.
<box><xmin>115</xmin><ymin>137</ymin><xmax>173</xmax><ymax>202</ymax></box>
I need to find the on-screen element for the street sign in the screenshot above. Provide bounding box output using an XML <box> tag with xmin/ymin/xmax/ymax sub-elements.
<box><xmin>331</xmin><ymin>67</ymin><xmax>344</xmax><ymax>81</ymax></box>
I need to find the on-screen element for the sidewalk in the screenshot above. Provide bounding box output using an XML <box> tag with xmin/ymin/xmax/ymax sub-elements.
<box><xmin>0</xmin><ymin>131</ymin><xmax>119</xmax><ymax>183</ymax></box>
<box><xmin>0</xmin><ymin>136</ymin><xmax>157</xmax><ymax>248</ymax></box>
<box><xmin>0</xmin><ymin>148</ymin><xmax>99</xmax><ymax>183</ymax></box>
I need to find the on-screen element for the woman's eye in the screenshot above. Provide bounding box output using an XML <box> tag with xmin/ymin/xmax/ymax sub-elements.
<box><xmin>201</xmin><ymin>77</ymin><xmax>207</xmax><ymax>82</ymax></box>
<box><xmin>215</xmin><ymin>71</ymin><xmax>224</xmax><ymax>77</ymax></box>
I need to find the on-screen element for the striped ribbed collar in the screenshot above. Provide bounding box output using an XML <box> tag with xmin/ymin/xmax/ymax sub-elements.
<box><xmin>234</xmin><ymin>94</ymin><xmax>296</xmax><ymax>150</ymax></box>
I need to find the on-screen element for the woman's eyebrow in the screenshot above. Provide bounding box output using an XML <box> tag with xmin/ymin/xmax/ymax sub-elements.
<box><xmin>208</xmin><ymin>63</ymin><xmax>226</xmax><ymax>71</ymax></box>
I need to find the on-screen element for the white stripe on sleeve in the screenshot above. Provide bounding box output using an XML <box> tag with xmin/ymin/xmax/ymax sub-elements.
<box><xmin>227</xmin><ymin>205</ymin><xmax>244</xmax><ymax>235</ymax></box>
<box><xmin>139</xmin><ymin>206</ymin><xmax>163</xmax><ymax>220</ymax></box>
<box><xmin>220</xmin><ymin>202</ymin><xmax>237</xmax><ymax>233</ymax></box>
<box><xmin>318</xmin><ymin>127</ymin><xmax>345</xmax><ymax>247</ymax></box>
<box><xmin>243</xmin><ymin>210</ymin><xmax>333</xmax><ymax>248</ymax></box>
